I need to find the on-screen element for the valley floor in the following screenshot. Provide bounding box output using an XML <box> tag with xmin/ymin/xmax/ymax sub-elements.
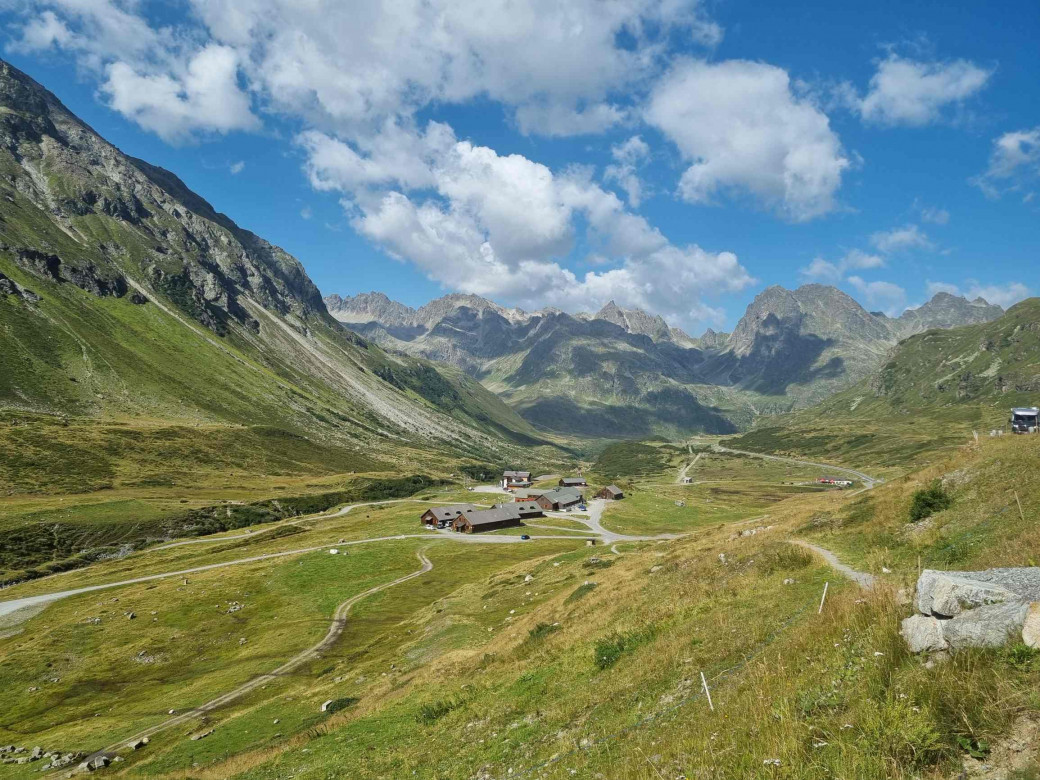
<box><xmin>1</xmin><ymin>434</ymin><xmax>1039</xmax><ymax>779</ymax></box>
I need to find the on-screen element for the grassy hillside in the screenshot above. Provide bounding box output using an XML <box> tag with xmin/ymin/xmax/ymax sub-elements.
<box><xmin>728</xmin><ymin>300</ymin><xmax>1040</xmax><ymax>469</ymax></box>
<box><xmin>3</xmin><ymin>434</ymin><xmax>1039</xmax><ymax>778</ymax></box>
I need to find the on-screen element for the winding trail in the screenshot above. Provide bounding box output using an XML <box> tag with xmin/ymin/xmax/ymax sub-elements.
<box><xmin>84</xmin><ymin>549</ymin><xmax>434</xmax><ymax>764</ymax></box>
<box><xmin>712</xmin><ymin>444</ymin><xmax>881</xmax><ymax>489</ymax></box>
<box><xmin>791</xmin><ymin>540</ymin><xmax>876</xmax><ymax>589</ymax></box>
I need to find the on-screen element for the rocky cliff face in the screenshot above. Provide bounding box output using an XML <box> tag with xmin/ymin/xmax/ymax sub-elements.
<box><xmin>324</xmin><ymin>283</ymin><xmax>1005</xmax><ymax>437</ymax></box>
<box><xmin>0</xmin><ymin>58</ymin><xmax>538</xmax><ymax>452</ymax></box>
<box><xmin>893</xmin><ymin>292</ymin><xmax>1004</xmax><ymax>338</ymax></box>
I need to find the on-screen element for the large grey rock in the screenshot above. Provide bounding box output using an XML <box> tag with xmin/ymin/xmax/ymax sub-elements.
<box><xmin>1023</xmin><ymin>603</ymin><xmax>1040</xmax><ymax>649</ymax></box>
<box><xmin>916</xmin><ymin>568</ymin><xmax>1040</xmax><ymax>616</ymax></box>
<box><xmin>942</xmin><ymin>601</ymin><xmax>1031</xmax><ymax>650</ymax></box>
<box><xmin>901</xmin><ymin>615</ymin><xmax>948</xmax><ymax>653</ymax></box>
<box><xmin>916</xmin><ymin>572</ymin><xmax>1017</xmax><ymax>617</ymax></box>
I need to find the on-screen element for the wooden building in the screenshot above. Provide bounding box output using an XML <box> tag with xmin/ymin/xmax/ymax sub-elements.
<box><xmin>452</xmin><ymin>505</ymin><xmax>523</xmax><ymax>533</ymax></box>
<box><xmin>596</xmin><ymin>485</ymin><xmax>624</xmax><ymax>500</ymax></box>
<box><xmin>534</xmin><ymin>487</ymin><xmax>584</xmax><ymax>511</ymax></box>
<box><xmin>500</xmin><ymin>501</ymin><xmax>544</xmax><ymax>519</ymax></box>
<box><xmin>559</xmin><ymin>477</ymin><xmax>587</xmax><ymax>487</ymax></box>
<box><xmin>501</xmin><ymin>470</ymin><xmax>533</xmax><ymax>489</ymax></box>
<box><xmin>420</xmin><ymin>504</ymin><xmax>475</xmax><ymax>528</ymax></box>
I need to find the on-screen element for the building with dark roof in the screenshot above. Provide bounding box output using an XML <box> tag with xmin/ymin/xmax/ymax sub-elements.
<box><xmin>452</xmin><ymin>505</ymin><xmax>524</xmax><ymax>533</ymax></box>
<box><xmin>501</xmin><ymin>470</ymin><xmax>533</xmax><ymax>489</ymax></box>
<box><xmin>559</xmin><ymin>477</ymin><xmax>587</xmax><ymax>487</ymax></box>
<box><xmin>420</xmin><ymin>504</ymin><xmax>475</xmax><ymax>527</ymax></box>
<box><xmin>495</xmin><ymin>501</ymin><xmax>544</xmax><ymax>519</ymax></box>
<box><xmin>534</xmin><ymin>486</ymin><xmax>584</xmax><ymax>511</ymax></box>
<box><xmin>596</xmin><ymin>485</ymin><xmax>624</xmax><ymax>500</ymax></box>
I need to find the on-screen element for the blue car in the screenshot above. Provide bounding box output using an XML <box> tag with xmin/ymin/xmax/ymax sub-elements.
<box><xmin>578</xmin><ymin>504</ymin><xmax>587</xmax><ymax>511</ymax></box>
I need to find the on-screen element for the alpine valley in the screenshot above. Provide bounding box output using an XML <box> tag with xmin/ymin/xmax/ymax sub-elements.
<box><xmin>325</xmin><ymin>286</ymin><xmax>1004</xmax><ymax>437</ymax></box>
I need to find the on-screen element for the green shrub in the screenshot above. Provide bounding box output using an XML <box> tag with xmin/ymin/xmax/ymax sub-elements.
<box><xmin>323</xmin><ymin>697</ymin><xmax>360</xmax><ymax>715</ymax></box>
<box><xmin>527</xmin><ymin>622</ymin><xmax>560</xmax><ymax>641</ymax></box>
<box><xmin>593</xmin><ymin>628</ymin><xmax>654</xmax><ymax>670</ymax></box>
<box><xmin>416</xmin><ymin>697</ymin><xmax>462</xmax><ymax>724</ymax></box>
<box><xmin>565</xmin><ymin>583</ymin><xmax>597</xmax><ymax>603</ymax></box>
<box><xmin>909</xmin><ymin>480</ymin><xmax>952</xmax><ymax>522</ymax></box>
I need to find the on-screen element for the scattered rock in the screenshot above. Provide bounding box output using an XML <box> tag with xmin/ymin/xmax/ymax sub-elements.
<box><xmin>783</xmin><ymin>578</ymin><xmax>796</xmax><ymax>585</ymax></box>
<box><xmin>190</xmin><ymin>730</ymin><xmax>213</xmax><ymax>741</ymax></box>
<box><xmin>650</xmin><ymin>565</ymin><xmax>663</xmax><ymax>573</ymax></box>
<box><xmin>127</xmin><ymin>737</ymin><xmax>149</xmax><ymax>750</ymax></box>
<box><xmin>524</xmin><ymin>574</ymin><xmax>534</xmax><ymax>583</ymax></box>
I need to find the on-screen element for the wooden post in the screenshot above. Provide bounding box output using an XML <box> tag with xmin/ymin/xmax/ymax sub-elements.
<box><xmin>1015</xmin><ymin>491</ymin><xmax>1025</xmax><ymax>522</ymax></box>
<box><xmin>818</xmin><ymin>581</ymin><xmax>829</xmax><ymax>614</ymax></box>
<box><xmin>700</xmin><ymin>671</ymin><xmax>714</xmax><ymax>712</ymax></box>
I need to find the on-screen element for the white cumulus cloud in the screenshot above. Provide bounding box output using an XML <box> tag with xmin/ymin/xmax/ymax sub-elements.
<box><xmin>870</xmin><ymin>223</ymin><xmax>931</xmax><ymax>253</ymax></box>
<box><xmin>300</xmin><ymin>123</ymin><xmax>753</xmax><ymax>327</ymax></box>
<box><xmin>852</xmin><ymin>55</ymin><xmax>993</xmax><ymax>127</ymax></box>
<box><xmin>847</xmin><ymin>276</ymin><xmax>907</xmax><ymax>315</ymax></box>
<box><xmin>926</xmin><ymin>280</ymin><xmax>1030</xmax><ymax>309</ymax></box>
<box><xmin>800</xmin><ymin>249</ymin><xmax>885</xmax><ymax>283</ymax></box>
<box><xmin>604</xmin><ymin>135</ymin><xmax>651</xmax><ymax>207</ymax></box>
<box><xmin>646</xmin><ymin>58</ymin><xmax>849</xmax><ymax>221</ymax></box>
<box><xmin>972</xmin><ymin>127</ymin><xmax>1040</xmax><ymax>198</ymax></box>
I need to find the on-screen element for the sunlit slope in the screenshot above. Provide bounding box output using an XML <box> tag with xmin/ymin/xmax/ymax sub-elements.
<box><xmin>0</xmin><ymin>58</ymin><xmax>542</xmax><ymax>456</ymax></box>
<box><xmin>729</xmin><ymin>299</ymin><xmax>1040</xmax><ymax>467</ymax></box>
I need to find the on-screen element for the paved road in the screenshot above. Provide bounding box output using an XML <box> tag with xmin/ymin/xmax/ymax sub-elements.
<box><xmin>791</xmin><ymin>540</ymin><xmax>876</xmax><ymax>589</ymax></box>
<box><xmin>712</xmin><ymin>444</ymin><xmax>881</xmax><ymax>488</ymax></box>
<box><xmin>85</xmin><ymin>550</ymin><xmax>435</xmax><ymax>764</ymax></box>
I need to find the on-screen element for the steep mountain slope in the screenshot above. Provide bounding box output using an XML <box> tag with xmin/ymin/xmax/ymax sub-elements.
<box><xmin>0</xmin><ymin>59</ymin><xmax>541</xmax><ymax>458</ymax></box>
<box><xmin>326</xmin><ymin>285</ymin><xmax>1004</xmax><ymax>437</ymax></box>
<box><xmin>731</xmin><ymin>299</ymin><xmax>1040</xmax><ymax>467</ymax></box>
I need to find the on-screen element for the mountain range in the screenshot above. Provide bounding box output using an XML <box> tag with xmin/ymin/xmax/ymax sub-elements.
<box><xmin>0</xmin><ymin>59</ymin><xmax>544</xmax><ymax>463</ymax></box>
<box><xmin>0</xmin><ymin>55</ymin><xmax>1010</xmax><ymax>449</ymax></box>
<box><xmin>325</xmin><ymin>286</ymin><xmax>1004</xmax><ymax>436</ymax></box>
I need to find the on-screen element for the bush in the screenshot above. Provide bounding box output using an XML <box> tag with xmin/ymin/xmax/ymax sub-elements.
<box><xmin>909</xmin><ymin>480</ymin><xmax>952</xmax><ymax>522</ymax></box>
<box><xmin>323</xmin><ymin>696</ymin><xmax>359</xmax><ymax>715</ymax></box>
<box><xmin>416</xmin><ymin>697</ymin><xmax>462</xmax><ymax>724</ymax></box>
<box><xmin>527</xmin><ymin>622</ymin><xmax>560</xmax><ymax>641</ymax></box>
<box><xmin>565</xmin><ymin>583</ymin><xmax>597</xmax><ymax>603</ymax></box>
<box><xmin>593</xmin><ymin>628</ymin><xmax>654</xmax><ymax>670</ymax></box>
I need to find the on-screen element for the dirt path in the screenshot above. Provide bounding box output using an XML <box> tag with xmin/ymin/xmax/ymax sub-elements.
<box><xmin>83</xmin><ymin>550</ymin><xmax>434</xmax><ymax>765</ymax></box>
<box><xmin>676</xmin><ymin>452</ymin><xmax>703</xmax><ymax>484</ymax></box>
<box><xmin>712</xmin><ymin>444</ymin><xmax>881</xmax><ymax>488</ymax></box>
<box><xmin>791</xmin><ymin>540</ymin><xmax>876</xmax><ymax>589</ymax></box>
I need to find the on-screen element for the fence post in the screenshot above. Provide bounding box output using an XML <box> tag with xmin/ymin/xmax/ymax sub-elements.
<box><xmin>818</xmin><ymin>581</ymin><xmax>829</xmax><ymax>614</ymax></box>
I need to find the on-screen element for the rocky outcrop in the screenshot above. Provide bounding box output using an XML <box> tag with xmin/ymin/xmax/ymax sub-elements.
<box><xmin>902</xmin><ymin>568</ymin><xmax>1040</xmax><ymax>652</ymax></box>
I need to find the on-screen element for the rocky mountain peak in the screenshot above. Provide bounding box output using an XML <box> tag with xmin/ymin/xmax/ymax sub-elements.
<box><xmin>593</xmin><ymin>300</ymin><xmax>672</xmax><ymax>341</ymax></box>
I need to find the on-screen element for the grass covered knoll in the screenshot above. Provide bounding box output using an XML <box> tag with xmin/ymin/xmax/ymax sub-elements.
<box><xmin>727</xmin><ymin>299</ymin><xmax>1040</xmax><ymax>470</ymax></box>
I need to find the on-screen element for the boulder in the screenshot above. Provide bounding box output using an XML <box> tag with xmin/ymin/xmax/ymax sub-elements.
<box><xmin>901</xmin><ymin>615</ymin><xmax>948</xmax><ymax>653</ymax></box>
<box><xmin>1023</xmin><ymin>603</ymin><xmax>1040</xmax><ymax>649</ymax></box>
<box><xmin>942</xmin><ymin>601</ymin><xmax>1031</xmax><ymax>650</ymax></box>
<box><xmin>916</xmin><ymin>571</ymin><xmax>1017</xmax><ymax>617</ymax></box>
<box><xmin>917</xmin><ymin>568</ymin><xmax>1040</xmax><ymax>615</ymax></box>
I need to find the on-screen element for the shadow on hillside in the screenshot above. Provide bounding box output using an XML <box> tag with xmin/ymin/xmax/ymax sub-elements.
<box><xmin>704</xmin><ymin>326</ymin><xmax>845</xmax><ymax>395</ymax></box>
<box><xmin>518</xmin><ymin>394</ymin><xmax>737</xmax><ymax>438</ymax></box>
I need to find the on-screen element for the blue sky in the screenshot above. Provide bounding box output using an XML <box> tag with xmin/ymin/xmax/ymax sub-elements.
<box><xmin>1</xmin><ymin>0</ymin><xmax>1037</xmax><ymax>332</ymax></box>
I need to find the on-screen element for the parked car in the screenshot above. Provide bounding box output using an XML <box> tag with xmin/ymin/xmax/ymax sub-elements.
<box><xmin>520</xmin><ymin>534</ymin><xmax>531</xmax><ymax>540</ymax></box>
<box><xmin>578</xmin><ymin>504</ymin><xmax>587</xmax><ymax>511</ymax></box>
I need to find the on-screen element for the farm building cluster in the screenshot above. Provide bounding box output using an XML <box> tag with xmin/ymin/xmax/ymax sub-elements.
<box><xmin>421</xmin><ymin>471</ymin><xmax>623</xmax><ymax>533</ymax></box>
<box><xmin>816</xmin><ymin>476</ymin><xmax>854</xmax><ymax>487</ymax></box>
